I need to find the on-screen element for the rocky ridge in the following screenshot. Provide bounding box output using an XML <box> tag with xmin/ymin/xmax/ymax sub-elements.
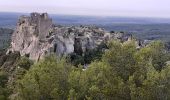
<box><xmin>7</xmin><ymin>13</ymin><xmax>136</xmax><ymax>61</ymax></box>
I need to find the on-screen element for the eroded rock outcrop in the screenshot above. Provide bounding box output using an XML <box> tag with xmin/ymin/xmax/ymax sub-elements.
<box><xmin>7</xmin><ymin>13</ymin><xmax>134</xmax><ymax>61</ymax></box>
<box><xmin>7</xmin><ymin>13</ymin><xmax>53</xmax><ymax>61</ymax></box>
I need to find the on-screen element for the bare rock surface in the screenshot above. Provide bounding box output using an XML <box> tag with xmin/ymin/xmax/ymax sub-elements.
<box><xmin>7</xmin><ymin>13</ymin><xmax>133</xmax><ymax>61</ymax></box>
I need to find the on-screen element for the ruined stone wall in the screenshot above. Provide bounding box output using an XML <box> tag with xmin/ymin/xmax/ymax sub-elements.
<box><xmin>39</xmin><ymin>14</ymin><xmax>52</xmax><ymax>39</ymax></box>
<box><xmin>30</xmin><ymin>12</ymin><xmax>52</xmax><ymax>38</ymax></box>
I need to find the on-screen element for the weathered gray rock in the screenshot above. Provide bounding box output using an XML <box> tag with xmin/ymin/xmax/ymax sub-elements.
<box><xmin>7</xmin><ymin>13</ymin><xmax>53</xmax><ymax>61</ymax></box>
<box><xmin>7</xmin><ymin>13</ymin><xmax>133</xmax><ymax>61</ymax></box>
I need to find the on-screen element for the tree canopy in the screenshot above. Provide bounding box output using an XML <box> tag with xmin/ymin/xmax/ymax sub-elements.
<box><xmin>1</xmin><ymin>40</ymin><xmax>170</xmax><ymax>100</ymax></box>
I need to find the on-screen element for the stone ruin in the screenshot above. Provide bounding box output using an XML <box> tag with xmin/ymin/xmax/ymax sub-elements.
<box><xmin>7</xmin><ymin>12</ymin><xmax>137</xmax><ymax>61</ymax></box>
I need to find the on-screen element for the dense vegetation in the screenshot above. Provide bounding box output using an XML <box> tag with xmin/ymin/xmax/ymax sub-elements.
<box><xmin>1</xmin><ymin>40</ymin><xmax>170</xmax><ymax>100</ymax></box>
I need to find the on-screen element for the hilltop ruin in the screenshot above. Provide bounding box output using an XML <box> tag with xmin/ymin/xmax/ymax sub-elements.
<box><xmin>7</xmin><ymin>13</ymin><xmax>135</xmax><ymax>61</ymax></box>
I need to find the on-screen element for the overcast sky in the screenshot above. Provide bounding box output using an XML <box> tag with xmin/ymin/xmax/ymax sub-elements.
<box><xmin>0</xmin><ymin>0</ymin><xmax>170</xmax><ymax>18</ymax></box>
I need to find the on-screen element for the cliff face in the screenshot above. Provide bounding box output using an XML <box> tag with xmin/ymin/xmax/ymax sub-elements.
<box><xmin>7</xmin><ymin>13</ymin><xmax>53</xmax><ymax>61</ymax></box>
<box><xmin>7</xmin><ymin>13</ymin><xmax>133</xmax><ymax>61</ymax></box>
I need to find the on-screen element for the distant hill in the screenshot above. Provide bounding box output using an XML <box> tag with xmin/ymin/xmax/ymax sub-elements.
<box><xmin>0</xmin><ymin>12</ymin><xmax>170</xmax><ymax>46</ymax></box>
<box><xmin>0</xmin><ymin>12</ymin><xmax>24</xmax><ymax>28</ymax></box>
<box><xmin>51</xmin><ymin>15</ymin><xmax>170</xmax><ymax>25</ymax></box>
<box><xmin>0</xmin><ymin>12</ymin><xmax>170</xmax><ymax>28</ymax></box>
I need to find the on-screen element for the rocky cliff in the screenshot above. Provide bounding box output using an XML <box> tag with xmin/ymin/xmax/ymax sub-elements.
<box><xmin>7</xmin><ymin>13</ymin><xmax>134</xmax><ymax>61</ymax></box>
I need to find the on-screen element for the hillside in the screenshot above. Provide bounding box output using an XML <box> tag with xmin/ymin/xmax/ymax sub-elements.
<box><xmin>0</xmin><ymin>12</ymin><xmax>170</xmax><ymax>100</ymax></box>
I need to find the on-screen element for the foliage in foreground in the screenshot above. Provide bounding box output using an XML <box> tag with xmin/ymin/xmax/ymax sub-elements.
<box><xmin>1</xmin><ymin>40</ymin><xmax>170</xmax><ymax>100</ymax></box>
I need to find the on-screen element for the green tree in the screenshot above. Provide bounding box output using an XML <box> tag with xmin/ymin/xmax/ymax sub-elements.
<box><xmin>148</xmin><ymin>41</ymin><xmax>170</xmax><ymax>71</ymax></box>
<box><xmin>14</xmin><ymin>40</ymin><xmax>170</xmax><ymax>100</ymax></box>
<box><xmin>85</xmin><ymin>62</ymin><xmax>129</xmax><ymax>100</ymax></box>
<box><xmin>16</xmin><ymin>55</ymin><xmax>72</xmax><ymax>100</ymax></box>
<box><xmin>17</xmin><ymin>56</ymin><xmax>33</xmax><ymax>70</ymax></box>
<box><xmin>0</xmin><ymin>71</ymin><xmax>9</xmax><ymax>100</ymax></box>
<box><xmin>102</xmin><ymin>40</ymin><xmax>137</xmax><ymax>81</ymax></box>
<box><xmin>68</xmin><ymin>61</ymin><xmax>129</xmax><ymax>100</ymax></box>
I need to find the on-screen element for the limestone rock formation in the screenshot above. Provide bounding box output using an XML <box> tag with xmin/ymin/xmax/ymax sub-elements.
<box><xmin>7</xmin><ymin>13</ymin><xmax>53</xmax><ymax>61</ymax></box>
<box><xmin>7</xmin><ymin>13</ymin><xmax>134</xmax><ymax>61</ymax></box>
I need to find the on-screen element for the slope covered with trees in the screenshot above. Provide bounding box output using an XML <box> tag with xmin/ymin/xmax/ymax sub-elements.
<box><xmin>0</xmin><ymin>40</ymin><xmax>169</xmax><ymax>100</ymax></box>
